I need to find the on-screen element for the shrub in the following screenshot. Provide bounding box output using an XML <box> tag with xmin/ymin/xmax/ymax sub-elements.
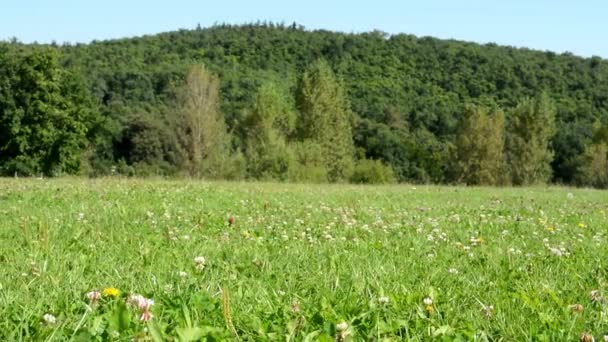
<box><xmin>350</xmin><ymin>159</ymin><xmax>396</xmax><ymax>184</ymax></box>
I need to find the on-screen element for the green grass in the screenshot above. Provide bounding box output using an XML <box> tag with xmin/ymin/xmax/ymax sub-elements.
<box><xmin>0</xmin><ymin>178</ymin><xmax>607</xmax><ymax>341</ymax></box>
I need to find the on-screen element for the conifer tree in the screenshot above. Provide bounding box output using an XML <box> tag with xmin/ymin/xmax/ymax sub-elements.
<box><xmin>506</xmin><ymin>93</ymin><xmax>556</xmax><ymax>185</ymax></box>
<box><xmin>453</xmin><ymin>105</ymin><xmax>506</xmax><ymax>185</ymax></box>
<box><xmin>296</xmin><ymin>60</ymin><xmax>354</xmax><ymax>182</ymax></box>
<box><xmin>244</xmin><ymin>82</ymin><xmax>294</xmax><ymax>180</ymax></box>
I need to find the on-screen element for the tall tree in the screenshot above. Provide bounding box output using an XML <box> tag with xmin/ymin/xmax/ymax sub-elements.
<box><xmin>453</xmin><ymin>105</ymin><xmax>506</xmax><ymax>185</ymax></box>
<box><xmin>579</xmin><ymin>143</ymin><xmax>608</xmax><ymax>188</ymax></box>
<box><xmin>296</xmin><ymin>59</ymin><xmax>354</xmax><ymax>182</ymax></box>
<box><xmin>244</xmin><ymin>82</ymin><xmax>295</xmax><ymax>180</ymax></box>
<box><xmin>506</xmin><ymin>93</ymin><xmax>556</xmax><ymax>185</ymax></box>
<box><xmin>0</xmin><ymin>47</ymin><xmax>95</xmax><ymax>176</ymax></box>
<box><xmin>172</xmin><ymin>64</ymin><xmax>227</xmax><ymax>178</ymax></box>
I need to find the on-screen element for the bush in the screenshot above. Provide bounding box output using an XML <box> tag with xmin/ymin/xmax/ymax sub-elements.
<box><xmin>578</xmin><ymin>143</ymin><xmax>608</xmax><ymax>188</ymax></box>
<box><xmin>288</xmin><ymin>141</ymin><xmax>328</xmax><ymax>183</ymax></box>
<box><xmin>350</xmin><ymin>159</ymin><xmax>396</xmax><ymax>184</ymax></box>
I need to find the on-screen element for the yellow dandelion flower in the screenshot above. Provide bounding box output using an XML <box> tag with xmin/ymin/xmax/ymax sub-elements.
<box><xmin>102</xmin><ymin>287</ymin><xmax>120</xmax><ymax>298</ymax></box>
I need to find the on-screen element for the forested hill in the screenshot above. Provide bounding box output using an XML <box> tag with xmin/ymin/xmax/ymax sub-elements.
<box><xmin>2</xmin><ymin>23</ymin><xmax>608</xmax><ymax>186</ymax></box>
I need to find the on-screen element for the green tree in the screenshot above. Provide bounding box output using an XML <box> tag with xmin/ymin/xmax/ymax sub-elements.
<box><xmin>578</xmin><ymin>143</ymin><xmax>608</xmax><ymax>188</ymax></box>
<box><xmin>244</xmin><ymin>82</ymin><xmax>295</xmax><ymax>180</ymax></box>
<box><xmin>171</xmin><ymin>64</ymin><xmax>228</xmax><ymax>178</ymax></box>
<box><xmin>296</xmin><ymin>59</ymin><xmax>354</xmax><ymax>182</ymax></box>
<box><xmin>452</xmin><ymin>105</ymin><xmax>506</xmax><ymax>185</ymax></box>
<box><xmin>0</xmin><ymin>47</ymin><xmax>95</xmax><ymax>176</ymax></box>
<box><xmin>350</xmin><ymin>158</ymin><xmax>396</xmax><ymax>184</ymax></box>
<box><xmin>506</xmin><ymin>93</ymin><xmax>556</xmax><ymax>185</ymax></box>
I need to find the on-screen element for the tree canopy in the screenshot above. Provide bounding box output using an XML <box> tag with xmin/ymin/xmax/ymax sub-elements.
<box><xmin>2</xmin><ymin>23</ymin><xmax>608</xmax><ymax>186</ymax></box>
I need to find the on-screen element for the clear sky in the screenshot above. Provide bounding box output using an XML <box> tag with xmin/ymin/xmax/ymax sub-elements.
<box><xmin>1</xmin><ymin>0</ymin><xmax>605</xmax><ymax>57</ymax></box>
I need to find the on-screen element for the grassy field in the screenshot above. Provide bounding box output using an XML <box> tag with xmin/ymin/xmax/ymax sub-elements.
<box><xmin>0</xmin><ymin>178</ymin><xmax>607</xmax><ymax>341</ymax></box>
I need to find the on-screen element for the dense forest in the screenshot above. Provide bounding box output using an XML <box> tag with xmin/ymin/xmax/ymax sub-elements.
<box><xmin>1</xmin><ymin>23</ymin><xmax>608</xmax><ymax>187</ymax></box>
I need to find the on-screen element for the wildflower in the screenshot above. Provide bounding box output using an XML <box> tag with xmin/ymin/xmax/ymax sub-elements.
<box><xmin>86</xmin><ymin>290</ymin><xmax>102</xmax><ymax>305</ymax></box>
<box><xmin>178</xmin><ymin>271</ymin><xmax>188</xmax><ymax>278</ymax></box>
<box><xmin>291</xmin><ymin>299</ymin><xmax>301</xmax><ymax>313</ymax></box>
<box><xmin>470</xmin><ymin>236</ymin><xmax>484</xmax><ymax>245</ymax></box>
<box><xmin>140</xmin><ymin>310</ymin><xmax>153</xmax><ymax>322</ymax></box>
<box><xmin>30</xmin><ymin>262</ymin><xmax>40</xmax><ymax>277</ymax></box>
<box><xmin>578</xmin><ymin>223</ymin><xmax>587</xmax><ymax>229</ymax></box>
<box><xmin>127</xmin><ymin>294</ymin><xmax>146</xmax><ymax>309</ymax></box>
<box><xmin>567</xmin><ymin>192</ymin><xmax>574</xmax><ymax>199</ymax></box>
<box><xmin>569</xmin><ymin>304</ymin><xmax>584</xmax><ymax>313</ymax></box>
<box><xmin>603</xmin><ymin>335</ymin><xmax>608</xmax><ymax>342</ymax></box>
<box><xmin>580</xmin><ymin>332</ymin><xmax>594</xmax><ymax>342</ymax></box>
<box><xmin>378</xmin><ymin>296</ymin><xmax>390</xmax><ymax>305</ymax></box>
<box><xmin>127</xmin><ymin>294</ymin><xmax>154</xmax><ymax>321</ymax></box>
<box><xmin>482</xmin><ymin>304</ymin><xmax>494</xmax><ymax>318</ymax></box>
<box><xmin>591</xmin><ymin>290</ymin><xmax>601</xmax><ymax>303</ymax></box>
<box><xmin>102</xmin><ymin>287</ymin><xmax>120</xmax><ymax>298</ymax></box>
<box><xmin>42</xmin><ymin>313</ymin><xmax>56</xmax><ymax>325</ymax></box>
<box><xmin>448</xmin><ymin>268</ymin><xmax>459</xmax><ymax>274</ymax></box>
<box><xmin>336</xmin><ymin>321</ymin><xmax>349</xmax><ymax>342</ymax></box>
<box><xmin>194</xmin><ymin>256</ymin><xmax>206</xmax><ymax>271</ymax></box>
<box><xmin>423</xmin><ymin>297</ymin><xmax>434</xmax><ymax>313</ymax></box>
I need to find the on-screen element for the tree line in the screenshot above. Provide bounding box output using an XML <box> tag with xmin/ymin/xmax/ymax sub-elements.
<box><xmin>1</xmin><ymin>23</ymin><xmax>607</xmax><ymax>187</ymax></box>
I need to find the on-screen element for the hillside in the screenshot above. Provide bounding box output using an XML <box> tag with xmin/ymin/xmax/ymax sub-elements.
<box><xmin>2</xmin><ymin>23</ymin><xmax>608</xmax><ymax>184</ymax></box>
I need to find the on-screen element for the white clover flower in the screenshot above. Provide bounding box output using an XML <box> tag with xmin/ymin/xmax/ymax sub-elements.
<box><xmin>128</xmin><ymin>294</ymin><xmax>154</xmax><ymax>312</ymax></box>
<box><xmin>140</xmin><ymin>310</ymin><xmax>153</xmax><ymax>321</ymax></box>
<box><xmin>482</xmin><ymin>304</ymin><xmax>494</xmax><ymax>317</ymax></box>
<box><xmin>448</xmin><ymin>268</ymin><xmax>459</xmax><ymax>274</ymax></box>
<box><xmin>591</xmin><ymin>290</ymin><xmax>601</xmax><ymax>302</ymax></box>
<box><xmin>549</xmin><ymin>247</ymin><xmax>564</xmax><ymax>257</ymax></box>
<box><xmin>127</xmin><ymin>294</ymin><xmax>146</xmax><ymax>309</ymax></box>
<box><xmin>378</xmin><ymin>296</ymin><xmax>390</xmax><ymax>304</ymax></box>
<box><xmin>43</xmin><ymin>313</ymin><xmax>56</xmax><ymax>325</ymax></box>
<box><xmin>336</xmin><ymin>321</ymin><xmax>348</xmax><ymax>332</ymax></box>
<box><xmin>86</xmin><ymin>290</ymin><xmax>102</xmax><ymax>303</ymax></box>
<box><xmin>423</xmin><ymin>297</ymin><xmax>433</xmax><ymax>306</ymax></box>
<box><xmin>178</xmin><ymin>271</ymin><xmax>188</xmax><ymax>278</ymax></box>
<box><xmin>194</xmin><ymin>256</ymin><xmax>206</xmax><ymax>270</ymax></box>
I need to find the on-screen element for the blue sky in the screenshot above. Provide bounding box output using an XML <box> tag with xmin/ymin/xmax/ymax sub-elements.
<box><xmin>1</xmin><ymin>0</ymin><xmax>605</xmax><ymax>57</ymax></box>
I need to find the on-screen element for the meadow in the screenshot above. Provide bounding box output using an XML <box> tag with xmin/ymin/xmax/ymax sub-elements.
<box><xmin>0</xmin><ymin>178</ymin><xmax>607</xmax><ymax>341</ymax></box>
